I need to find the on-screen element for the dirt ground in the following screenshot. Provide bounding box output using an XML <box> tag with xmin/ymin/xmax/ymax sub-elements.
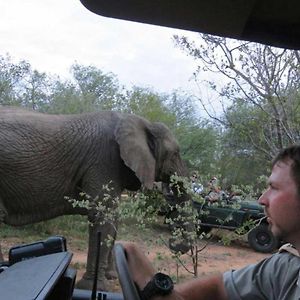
<box><xmin>71</xmin><ymin>234</ymin><xmax>270</xmax><ymax>292</ymax></box>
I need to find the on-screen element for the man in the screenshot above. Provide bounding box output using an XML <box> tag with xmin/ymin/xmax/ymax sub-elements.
<box><xmin>120</xmin><ymin>145</ymin><xmax>300</xmax><ymax>299</ymax></box>
<box><xmin>190</xmin><ymin>172</ymin><xmax>203</xmax><ymax>194</ymax></box>
<box><xmin>205</xmin><ymin>176</ymin><xmax>222</xmax><ymax>202</ymax></box>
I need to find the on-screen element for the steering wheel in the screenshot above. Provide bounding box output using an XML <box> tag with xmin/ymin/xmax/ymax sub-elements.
<box><xmin>113</xmin><ymin>243</ymin><xmax>141</xmax><ymax>300</ymax></box>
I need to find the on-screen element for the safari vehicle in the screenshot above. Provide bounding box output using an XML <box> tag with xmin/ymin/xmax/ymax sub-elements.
<box><xmin>192</xmin><ymin>198</ymin><xmax>279</xmax><ymax>253</ymax></box>
<box><xmin>1</xmin><ymin>0</ymin><xmax>299</xmax><ymax>299</ymax></box>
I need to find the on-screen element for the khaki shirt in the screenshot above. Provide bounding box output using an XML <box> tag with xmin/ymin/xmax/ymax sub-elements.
<box><xmin>223</xmin><ymin>244</ymin><xmax>300</xmax><ymax>299</ymax></box>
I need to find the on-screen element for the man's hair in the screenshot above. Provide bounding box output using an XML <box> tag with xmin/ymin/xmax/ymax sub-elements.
<box><xmin>273</xmin><ymin>145</ymin><xmax>300</xmax><ymax>195</ymax></box>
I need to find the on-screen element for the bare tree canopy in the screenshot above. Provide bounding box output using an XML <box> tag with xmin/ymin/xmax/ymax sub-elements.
<box><xmin>174</xmin><ymin>34</ymin><xmax>300</xmax><ymax>158</ymax></box>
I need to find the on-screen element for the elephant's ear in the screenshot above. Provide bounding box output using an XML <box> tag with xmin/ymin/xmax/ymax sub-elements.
<box><xmin>115</xmin><ymin>115</ymin><xmax>156</xmax><ymax>189</ymax></box>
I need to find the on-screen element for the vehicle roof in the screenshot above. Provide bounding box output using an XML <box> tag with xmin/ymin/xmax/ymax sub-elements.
<box><xmin>80</xmin><ymin>0</ymin><xmax>300</xmax><ymax>50</ymax></box>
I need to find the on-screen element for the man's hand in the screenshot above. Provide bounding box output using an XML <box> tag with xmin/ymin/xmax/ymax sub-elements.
<box><xmin>119</xmin><ymin>241</ymin><xmax>156</xmax><ymax>291</ymax></box>
<box><xmin>118</xmin><ymin>241</ymin><xmax>227</xmax><ymax>300</ymax></box>
<box><xmin>118</xmin><ymin>242</ymin><xmax>184</xmax><ymax>300</ymax></box>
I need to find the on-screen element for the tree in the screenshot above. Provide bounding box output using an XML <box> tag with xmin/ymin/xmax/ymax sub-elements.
<box><xmin>216</xmin><ymin>101</ymin><xmax>269</xmax><ymax>186</ymax></box>
<box><xmin>70</xmin><ymin>64</ymin><xmax>125</xmax><ymax>111</ymax></box>
<box><xmin>22</xmin><ymin>69</ymin><xmax>51</xmax><ymax>111</ymax></box>
<box><xmin>174</xmin><ymin>34</ymin><xmax>300</xmax><ymax>160</ymax></box>
<box><xmin>166</xmin><ymin>90</ymin><xmax>219</xmax><ymax>174</ymax></box>
<box><xmin>0</xmin><ymin>54</ymin><xmax>52</xmax><ymax>111</ymax></box>
<box><xmin>122</xmin><ymin>86</ymin><xmax>176</xmax><ymax>124</ymax></box>
<box><xmin>46</xmin><ymin>64</ymin><xmax>125</xmax><ymax>114</ymax></box>
<box><xmin>45</xmin><ymin>80</ymin><xmax>84</xmax><ymax>114</ymax></box>
<box><xmin>0</xmin><ymin>54</ymin><xmax>30</xmax><ymax>106</ymax></box>
<box><xmin>178</xmin><ymin>122</ymin><xmax>219</xmax><ymax>174</ymax></box>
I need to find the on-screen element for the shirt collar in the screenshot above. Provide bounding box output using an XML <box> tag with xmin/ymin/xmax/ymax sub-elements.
<box><xmin>279</xmin><ymin>243</ymin><xmax>300</xmax><ymax>257</ymax></box>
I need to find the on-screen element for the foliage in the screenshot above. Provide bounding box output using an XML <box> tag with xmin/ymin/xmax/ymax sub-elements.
<box><xmin>45</xmin><ymin>64</ymin><xmax>125</xmax><ymax>114</ymax></box>
<box><xmin>218</xmin><ymin>102</ymin><xmax>270</xmax><ymax>186</ymax></box>
<box><xmin>174</xmin><ymin>34</ymin><xmax>300</xmax><ymax>183</ymax></box>
<box><xmin>67</xmin><ymin>182</ymin><xmax>167</xmax><ymax>235</ymax></box>
<box><xmin>0</xmin><ymin>54</ymin><xmax>56</xmax><ymax>111</ymax></box>
<box><xmin>122</xmin><ymin>86</ymin><xmax>176</xmax><ymax>124</ymax></box>
<box><xmin>65</xmin><ymin>174</ymin><xmax>208</xmax><ymax>277</ymax></box>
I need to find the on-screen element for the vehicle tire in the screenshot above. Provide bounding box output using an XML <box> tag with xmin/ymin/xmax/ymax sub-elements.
<box><xmin>247</xmin><ymin>224</ymin><xmax>279</xmax><ymax>253</ymax></box>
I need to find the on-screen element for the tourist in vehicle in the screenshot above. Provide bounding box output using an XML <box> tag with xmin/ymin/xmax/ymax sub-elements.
<box><xmin>120</xmin><ymin>144</ymin><xmax>300</xmax><ymax>299</ymax></box>
<box><xmin>205</xmin><ymin>176</ymin><xmax>222</xmax><ymax>202</ymax></box>
<box><xmin>190</xmin><ymin>171</ymin><xmax>204</xmax><ymax>194</ymax></box>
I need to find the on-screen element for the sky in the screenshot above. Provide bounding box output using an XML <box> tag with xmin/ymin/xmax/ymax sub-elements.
<box><xmin>0</xmin><ymin>0</ymin><xmax>202</xmax><ymax>94</ymax></box>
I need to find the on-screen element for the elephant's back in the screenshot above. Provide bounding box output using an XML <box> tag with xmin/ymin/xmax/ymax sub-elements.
<box><xmin>0</xmin><ymin>107</ymin><xmax>66</xmax><ymax>133</ymax></box>
<box><xmin>0</xmin><ymin>108</ymin><xmax>69</xmax><ymax>162</ymax></box>
<box><xmin>0</xmin><ymin>107</ymin><xmax>122</xmax><ymax>164</ymax></box>
<box><xmin>0</xmin><ymin>107</ymin><xmax>131</xmax><ymax>133</ymax></box>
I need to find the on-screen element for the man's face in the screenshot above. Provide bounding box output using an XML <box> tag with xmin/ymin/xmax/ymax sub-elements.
<box><xmin>258</xmin><ymin>160</ymin><xmax>300</xmax><ymax>245</ymax></box>
<box><xmin>191</xmin><ymin>175</ymin><xmax>197</xmax><ymax>182</ymax></box>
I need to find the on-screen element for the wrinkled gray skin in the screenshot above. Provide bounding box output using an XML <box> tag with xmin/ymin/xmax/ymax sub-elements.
<box><xmin>0</xmin><ymin>107</ymin><xmax>190</xmax><ymax>290</ymax></box>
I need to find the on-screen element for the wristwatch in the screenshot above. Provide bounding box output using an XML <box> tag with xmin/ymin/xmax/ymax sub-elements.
<box><xmin>139</xmin><ymin>272</ymin><xmax>174</xmax><ymax>300</ymax></box>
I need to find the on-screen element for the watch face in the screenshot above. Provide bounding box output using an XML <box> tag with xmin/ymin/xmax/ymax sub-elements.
<box><xmin>141</xmin><ymin>272</ymin><xmax>174</xmax><ymax>299</ymax></box>
<box><xmin>154</xmin><ymin>273</ymin><xmax>173</xmax><ymax>291</ymax></box>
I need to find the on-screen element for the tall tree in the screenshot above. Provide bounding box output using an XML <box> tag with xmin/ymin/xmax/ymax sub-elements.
<box><xmin>174</xmin><ymin>34</ymin><xmax>300</xmax><ymax>159</ymax></box>
<box><xmin>45</xmin><ymin>80</ymin><xmax>83</xmax><ymax>114</ymax></box>
<box><xmin>22</xmin><ymin>69</ymin><xmax>51</xmax><ymax>111</ymax></box>
<box><xmin>167</xmin><ymin>90</ymin><xmax>219</xmax><ymax>174</ymax></box>
<box><xmin>71</xmin><ymin>64</ymin><xmax>125</xmax><ymax>111</ymax></box>
<box><xmin>0</xmin><ymin>54</ymin><xmax>30</xmax><ymax>106</ymax></box>
<box><xmin>123</xmin><ymin>86</ymin><xmax>176</xmax><ymax>124</ymax></box>
<box><xmin>46</xmin><ymin>64</ymin><xmax>125</xmax><ymax>114</ymax></box>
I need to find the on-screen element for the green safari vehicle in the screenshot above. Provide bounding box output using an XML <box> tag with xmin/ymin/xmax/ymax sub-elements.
<box><xmin>192</xmin><ymin>198</ymin><xmax>280</xmax><ymax>253</ymax></box>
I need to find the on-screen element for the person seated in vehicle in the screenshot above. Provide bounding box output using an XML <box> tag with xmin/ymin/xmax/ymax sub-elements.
<box><xmin>190</xmin><ymin>171</ymin><xmax>204</xmax><ymax>195</ymax></box>
<box><xmin>205</xmin><ymin>176</ymin><xmax>222</xmax><ymax>202</ymax></box>
<box><xmin>120</xmin><ymin>144</ymin><xmax>300</xmax><ymax>300</ymax></box>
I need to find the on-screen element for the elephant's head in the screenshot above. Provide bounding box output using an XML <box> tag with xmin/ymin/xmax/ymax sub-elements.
<box><xmin>115</xmin><ymin>114</ymin><xmax>188</xmax><ymax>188</ymax></box>
<box><xmin>115</xmin><ymin>114</ymin><xmax>193</xmax><ymax>253</ymax></box>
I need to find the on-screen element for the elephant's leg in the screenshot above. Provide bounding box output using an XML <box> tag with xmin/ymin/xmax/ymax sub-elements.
<box><xmin>75</xmin><ymin>171</ymin><xmax>121</xmax><ymax>290</ymax></box>
<box><xmin>76</xmin><ymin>221</ymin><xmax>117</xmax><ymax>291</ymax></box>
<box><xmin>105</xmin><ymin>218</ymin><xmax>118</xmax><ymax>280</ymax></box>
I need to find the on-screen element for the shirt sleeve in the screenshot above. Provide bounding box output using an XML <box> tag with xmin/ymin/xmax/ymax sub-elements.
<box><xmin>223</xmin><ymin>252</ymin><xmax>300</xmax><ymax>300</ymax></box>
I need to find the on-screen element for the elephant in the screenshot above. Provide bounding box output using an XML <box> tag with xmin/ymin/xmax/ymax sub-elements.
<box><xmin>0</xmin><ymin>106</ymin><xmax>191</xmax><ymax>290</ymax></box>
